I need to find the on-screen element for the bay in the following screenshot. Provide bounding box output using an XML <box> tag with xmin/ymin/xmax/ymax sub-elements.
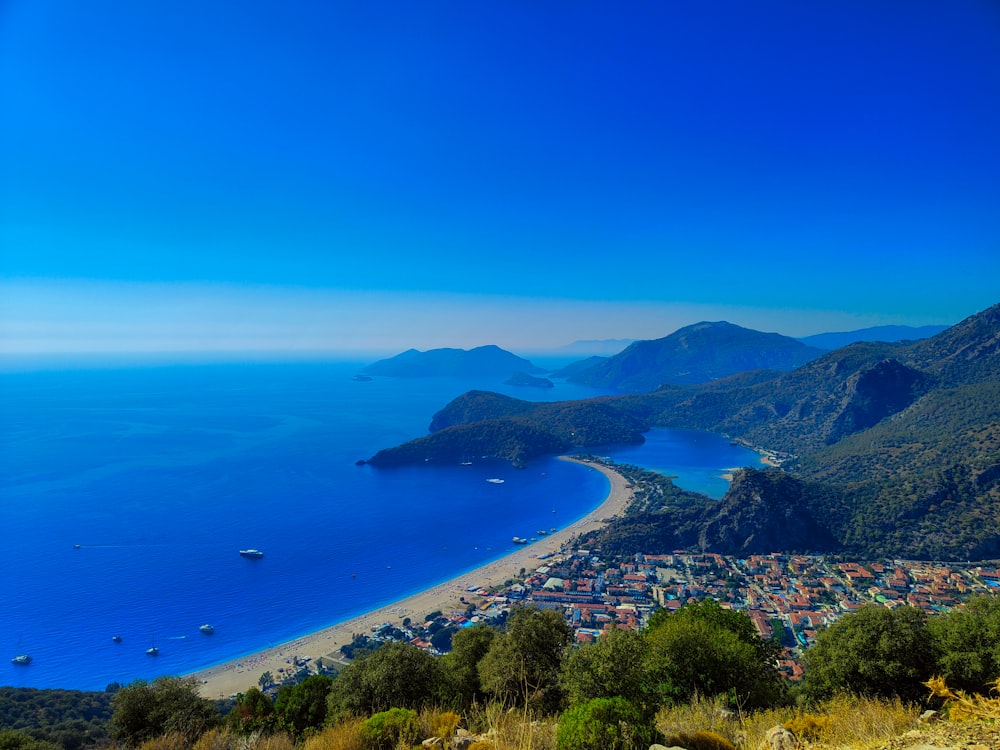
<box><xmin>0</xmin><ymin>361</ymin><xmax>760</xmax><ymax>690</ymax></box>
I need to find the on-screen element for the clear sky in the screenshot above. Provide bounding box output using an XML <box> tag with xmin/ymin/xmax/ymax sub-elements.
<box><xmin>2</xmin><ymin>1</ymin><xmax>999</xmax><ymax>357</ymax></box>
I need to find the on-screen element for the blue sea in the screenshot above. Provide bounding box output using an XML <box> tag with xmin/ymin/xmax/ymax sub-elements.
<box><xmin>0</xmin><ymin>360</ymin><xmax>763</xmax><ymax>691</ymax></box>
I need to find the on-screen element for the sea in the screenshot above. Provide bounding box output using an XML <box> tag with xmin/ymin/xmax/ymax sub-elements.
<box><xmin>0</xmin><ymin>359</ymin><xmax>764</xmax><ymax>691</ymax></box>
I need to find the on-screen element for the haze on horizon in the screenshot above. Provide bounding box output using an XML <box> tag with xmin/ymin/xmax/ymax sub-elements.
<box><xmin>2</xmin><ymin>2</ymin><xmax>999</xmax><ymax>359</ymax></box>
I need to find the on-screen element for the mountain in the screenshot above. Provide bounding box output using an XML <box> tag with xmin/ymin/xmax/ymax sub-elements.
<box><xmin>369</xmin><ymin>302</ymin><xmax>1000</xmax><ymax>559</ymax></box>
<box><xmin>548</xmin><ymin>339</ymin><xmax>634</xmax><ymax>357</ymax></box>
<box><xmin>798</xmin><ymin>324</ymin><xmax>949</xmax><ymax>350</ymax></box>
<box><xmin>362</xmin><ymin>345</ymin><xmax>542</xmax><ymax>379</ymax></box>
<box><xmin>548</xmin><ymin>356</ymin><xmax>607</xmax><ymax>378</ymax></box>
<box><xmin>568</xmin><ymin>321</ymin><xmax>825</xmax><ymax>391</ymax></box>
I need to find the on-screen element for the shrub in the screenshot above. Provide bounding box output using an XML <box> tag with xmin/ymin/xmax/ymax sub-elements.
<box><xmin>421</xmin><ymin>710</ymin><xmax>462</xmax><ymax>745</ymax></box>
<box><xmin>135</xmin><ymin>733</ymin><xmax>189</xmax><ymax>750</ymax></box>
<box><xmin>659</xmin><ymin>730</ymin><xmax>735</xmax><ymax>750</ymax></box>
<box><xmin>467</xmin><ymin>743</ymin><xmax>493</xmax><ymax>750</ymax></box>
<box><xmin>192</xmin><ymin>728</ymin><xmax>238</xmax><ymax>750</ymax></box>
<box><xmin>363</xmin><ymin>708</ymin><xmax>419</xmax><ymax>750</ymax></box>
<box><xmin>556</xmin><ymin>697</ymin><xmax>657</xmax><ymax>750</ymax></box>
<box><xmin>302</xmin><ymin>719</ymin><xmax>366</xmax><ymax>750</ymax></box>
<box><xmin>253</xmin><ymin>734</ymin><xmax>296</xmax><ymax>750</ymax></box>
<box><xmin>782</xmin><ymin>714</ymin><xmax>831</xmax><ymax>742</ymax></box>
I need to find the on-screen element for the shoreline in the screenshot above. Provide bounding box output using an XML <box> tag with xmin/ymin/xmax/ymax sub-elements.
<box><xmin>190</xmin><ymin>456</ymin><xmax>633</xmax><ymax>698</ymax></box>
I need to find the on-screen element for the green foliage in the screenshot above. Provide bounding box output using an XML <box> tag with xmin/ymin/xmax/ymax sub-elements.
<box><xmin>274</xmin><ymin>675</ymin><xmax>332</xmax><ymax>739</ymax></box>
<box><xmin>362</xmin><ymin>708</ymin><xmax>419</xmax><ymax>750</ymax></box>
<box><xmin>327</xmin><ymin>641</ymin><xmax>442</xmax><ymax>720</ymax></box>
<box><xmin>478</xmin><ymin>607</ymin><xmax>573</xmax><ymax>712</ymax></box>
<box><xmin>561</xmin><ymin>629</ymin><xmax>654</xmax><ymax>712</ymax></box>
<box><xmin>644</xmin><ymin>600</ymin><xmax>785</xmax><ymax>709</ymax></box>
<box><xmin>440</xmin><ymin>623</ymin><xmax>497</xmax><ymax>709</ymax></box>
<box><xmin>0</xmin><ymin>687</ymin><xmax>113</xmax><ymax>750</ymax></box>
<box><xmin>0</xmin><ymin>730</ymin><xmax>60</xmax><ymax>750</ymax></box>
<box><xmin>556</xmin><ymin>697</ymin><xmax>658</xmax><ymax>750</ymax></box>
<box><xmin>227</xmin><ymin>687</ymin><xmax>275</xmax><ymax>734</ymax></box>
<box><xmin>109</xmin><ymin>677</ymin><xmax>219</xmax><ymax>748</ymax></box>
<box><xmin>927</xmin><ymin>595</ymin><xmax>1000</xmax><ymax>693</ymax></box>
<box><xmin>802</xmin><ymin>604</ymin><xmax>936</xmax><ymax>702</ymax></box>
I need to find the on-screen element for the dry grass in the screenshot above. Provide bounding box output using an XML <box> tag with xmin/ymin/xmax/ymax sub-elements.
<box><xmin>924</xmin><ymin>675</ymin><xmax>1000</xmax><ymax>721</ymax></box>
<box><xmin>464</xmin><ymin>703</ymin><xmax>556</xmax><ymax>750</ymax></box>
<box><xmin>655</xmin><ymin>694</ymin><xmax>918</xmax><ymax>749</ymax></box>
<box><xmin>301</xmin><ymin>720</ymin><xmax>367</xmax><ymax>750</ymax></box>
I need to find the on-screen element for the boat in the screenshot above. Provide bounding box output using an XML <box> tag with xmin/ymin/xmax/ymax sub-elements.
<box><xmin>112</xmin><ymin>635</ymin><xmax>122</xmax><ymax>643</ymax></box>
<box><xmin>537</xmin><ymin>530</ymin><xmax>547</xmax><ymax>535</ymax></box>
<box><xmin>11</xmin><ymin>654</ymin><xmax>31</xmax><ymax>665</ymax></box>
<box><xmin>512</xmin><ymin>537</ymin><xmax>528</xmax><ymax>544</ymax></box>
<box><xmin>199</xmin><ymin>624</ymin><xmax>214</xmax><ymax>634</ymax></box>
<box><xmin>239</xmin><ymin>549</ymin><xmax>264</xmax><ymax>558</ymax></box>
<box><xmin>146</xmin><ymin>646</ymin><xmax>159</xmax><ymax>656</ymax></box>
<box><xmin>486</xmin><ymin>478</ymin><xmax>504</xmax><ymax>484</ymax></box>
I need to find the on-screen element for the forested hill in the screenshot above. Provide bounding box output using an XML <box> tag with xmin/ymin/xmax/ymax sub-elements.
<box><xmin>362</xmin><ymin>345</ymin><xmax>542</xmax><ymax>379</ymax></box>
<box><xmin>566</xmin><ymin>320</ymin><xmax>824</xmax><ymax>390</ymax></box>
<box><xmin>368</xmin><ymin>302</ymin><xmax>1000</xmax><ymax>560</ymax></box>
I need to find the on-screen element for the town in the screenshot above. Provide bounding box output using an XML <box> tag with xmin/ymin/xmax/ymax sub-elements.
<box><xmin>348</xmin><ymin>547</ymin><xmax>1000</xmax><ymax>684</ymax></box>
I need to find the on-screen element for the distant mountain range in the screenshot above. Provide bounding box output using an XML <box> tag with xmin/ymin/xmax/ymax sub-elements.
<box><xmin>361</xmin><ymin>345</ymin><xmax>542</xmax><ymax>379</ymax></box>
<box><xmin>796</xmin><ymin>324</ymin><xmax>949</xmax><ymax>350</ymax></box>
<box><xmin>566</xmin><ymin>321</ymin><xmax>825</xmax><ymax>390</ymax></box>
<box><xmin>368</xmin><ymin>304</ymin><xmax>1000</xmax><ymax>560</ymax></box>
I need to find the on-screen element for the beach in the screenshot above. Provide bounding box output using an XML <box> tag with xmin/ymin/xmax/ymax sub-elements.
<box><xmin>191</xmin><ymin>457</ymin><xmax>632</xmax><ymax>698</ymax></box>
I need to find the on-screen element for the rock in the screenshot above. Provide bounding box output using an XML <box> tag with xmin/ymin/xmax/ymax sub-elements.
<box><xmin>422</xmin><ymin>738</ymin><xmax>442</xmax><ymax>748</ymax></box>
<box><xmin>918</xmin><ymin>709</ymin><xmax>940</xmax><ymax>723</ymax></box>
<box><xmin>757</xmin><ymin>725</ymin><xmax>799</xmax><ymax>750</ymax></box>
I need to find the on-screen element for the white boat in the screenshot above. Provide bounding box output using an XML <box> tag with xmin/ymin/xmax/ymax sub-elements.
<box><xmin>239</xmin><ymin>549</ymin><xmax>264</xmax><ymax>558</ymax></box>
<box><xmin>199</xmin><ymin>624</ymin><xmax>214</xmax><ymax>634</ymax></box>
<box><xmin>486</xmin><ymin>478</ymin><xmax>504</xmax><ymax>484</ymax></box>
<box><xmin>11</xmin><ymin>654</ymin><xmax>31</xmax><ymax>665</ymax></box>
<box><xmin>146</xmin><ymin>646</ymin><xmax>159</xmax><ymax>656</ymax></box>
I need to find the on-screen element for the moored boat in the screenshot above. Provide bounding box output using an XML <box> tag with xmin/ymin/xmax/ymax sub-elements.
<box><xmin>239</xmin><ymin>549</ymin><xmax>264</xmax><ymax>558</ymax></box>
<box><xmin>11</xmin><ymin>654</ymin><xmax>31</xmax><ymax>665</ymax></box>
<box><xmin>199</xmin><ymin>624</ymin><xmax>214</xmax><ymax>634</ymax></box>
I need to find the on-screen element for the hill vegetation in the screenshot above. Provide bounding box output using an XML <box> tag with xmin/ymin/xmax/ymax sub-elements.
<box><xmin>567</xmin><ymin>321</ymin><xmax>824</xmax><ymax>391</ymax></box>
<box><xmin>362</xmin><ymin>346</ymin><xmax>542</xmax><ymax>379</ymax></box>
<box><xmin>369</xmin><ymin>303</ymin><xmax>1000</xmax><ymax>560</ymax></box>
<box><xmin>7</xmin><ymin>599</ymin><xmax>1000</xmax><ymax>750</ymax></box>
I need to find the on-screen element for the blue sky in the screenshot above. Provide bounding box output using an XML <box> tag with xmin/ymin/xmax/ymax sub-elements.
<box><xmin>2</xmin><ymin>2</ymin><xmax>999</xmax><ymax>357</ymax></box>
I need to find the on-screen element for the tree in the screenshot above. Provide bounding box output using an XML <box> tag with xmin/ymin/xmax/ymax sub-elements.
<box><xmin>109</xmin><ymin>677</ymin><xmax>219</xmax><ymax>748</ymax></box>
<box><xmin>259</xmin><ymin>671</ymin><xmax>274</xmax><ymax>690</ymax></box>
<box><xmin>327</xmin><ymin>642</ymin><xmax>442</xmax><ymax>719</ymax></box>
<box><xmin>478</xmin><ymin>607</ymin><xmax>573</xmax><ymax>712</ymax></box>
<box><xmin>227</xmin><ymin>687</ymin><xmax>275</xmax><ymax>734</ymax></box>
<box><xmin>274</xmin><ymin>675</ymin><xmax>332</xmax><ymax>738</ymax></box>
<box><xmin>802</xmin><ymin>604</ymin><xmax>935</xmax><ymax>702</ymax></box>
<box><xmin>561</xmin><ymin>629</ymin><xmax>654</xmax><ymax>712</ymax></box>
<box><xmin>439</xmin><ymin>623</ymin><xmax>496</xmax><ymax>708</ymax></box>
<box><xmin>928</xmin><ymin>595</ymin><xmax>1000</xmax><ymax>693</ymax></box>
<box><xmin>644</xmin><ymin>600</ymin><xmax>784</xmax><ymax>709</ymax></box>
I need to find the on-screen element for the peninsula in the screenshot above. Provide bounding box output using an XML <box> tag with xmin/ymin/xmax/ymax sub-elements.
<box><xmin>190</xmin><ymin>457</ymin><xmax>633</xmax><ymax>699</ymax></box>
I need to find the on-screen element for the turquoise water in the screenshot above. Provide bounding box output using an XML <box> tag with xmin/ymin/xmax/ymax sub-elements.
<box><xmin>0</xmin><ymin>361</ymin><xmax>760</xmax><ymax>690</ymax></box>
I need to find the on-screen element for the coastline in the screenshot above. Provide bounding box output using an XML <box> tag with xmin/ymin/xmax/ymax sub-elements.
<box><xmin>191</xmin><ymin>456</ymin><xmax>633</xmax><ymax>698</ymax></box>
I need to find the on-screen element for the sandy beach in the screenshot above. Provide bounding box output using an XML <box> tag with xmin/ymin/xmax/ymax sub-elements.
<box><xmin>191</xmin><ymin>456</ymin><xmax>632</xmax><ymax>698</ymax></box>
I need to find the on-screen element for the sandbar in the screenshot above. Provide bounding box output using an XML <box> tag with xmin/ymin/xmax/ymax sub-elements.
<box><xmin>191</xmin><ymin>456</ymin><xmax>632</xmax><ymax>698</ymax></box>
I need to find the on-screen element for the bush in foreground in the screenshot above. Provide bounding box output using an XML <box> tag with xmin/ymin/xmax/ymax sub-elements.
<box><xmin>556</xmin><ymin>697</ymin><xmax>658</xmax><ymax>750</ymax></box>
